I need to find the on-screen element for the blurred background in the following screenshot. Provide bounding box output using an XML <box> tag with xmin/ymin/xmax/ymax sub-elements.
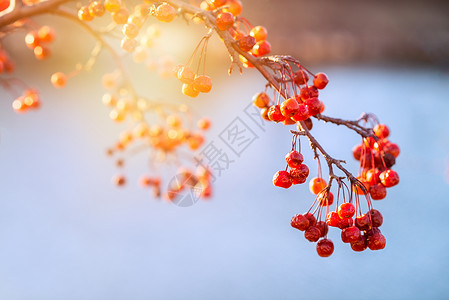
<box><xmin>1</xmin><ymin>0</ymin><xmax>449</xmax><ymax>299</ymax></box>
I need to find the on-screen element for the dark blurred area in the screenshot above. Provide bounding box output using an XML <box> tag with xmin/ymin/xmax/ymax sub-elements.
<box><xmin>242</xmin><ymin>0</ymin><xmax>449</xmax><ymax>66</ymax></box>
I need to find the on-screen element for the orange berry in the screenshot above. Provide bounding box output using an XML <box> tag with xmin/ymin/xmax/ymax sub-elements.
<box><xmin>112</xmin><ymin>7</ymin><xmax>129</xmax><ymax>24</ymax></box>
<box><xmin>252</xmin><ymin>92</ymin><xmax>270</xmax><ymax>108</ymax></box>
<box><xmin>188</xmin><ymin>133</ymin><xmax>205</xmax><ymax>150</ymax></box>
<box><xmin>177</xmin><ymin>65</ymin><xmax>195</xmax><ymax>84</ymax></box>
<box><xmin>250</xmin><ymin>25</ymin><xmax>268</xmax><ymax>42</ymax></box>
<box><xmin>25</xmin><ymin>31</ymin><xmax>40</xmax><ymax>49</ymax></box>
<box><xmin>112</xmin><ymin>175</ymin><xmax>126</xmax><ymax>186</ymax></box>
<box><xmin>309</xmin><ymin>177</ymin><xmax>327</xmax><ymax>195</ymax></box>
<box><xmin>182</xmin><ymin>83</ymin><xmax>199</xmax><ymax>97</ymax></box>
<box><xmin>102</xmin><ymin>93</ymin><xmax>117</xmax><ymax>106</ymax></box>
<box><xmin>134</xmin><ymin>4</ymin><xmax>151</xmax><ymax>17</ymax></box>
<box><xmin>128</xmin><ymin>14</ymin><xmax>144</xmax><ymax>28</ymax></box>
<box><xmin>197</xmin><ymin>118</ymin><xmax>211</xmax><ymax>130</ymax></box>
<box><xmin>104</xmin><ymin>0</ymin><xmax>121</xmax><ymax>13</ymax></box>
<box><xmin>155</xmin><ymin>3</ymin><xmax>176</xmax><ymax>23</ymax></box>
<box><xmin>123</xmin><ymin>23</ymin><xmax>140</xmax><ymax>39</ymax></box>
<box><xmin>89</xmin><ymin>1</ymin><xmax>105</xmax><ymax>17</ymax></box>
<box><xmin>121</xmin><ymin>37</ymin><xmax>138</xmax><ymax>52</ymax></box>
<box><xmin>12</xmin><ymin>97</ymin><xmax>27</xmax><ymax>113</ymax></box>
<box><xmin>37</xmin><ymin>26</ymin><xmax>55</xmax><ymax>43</ymax></box>
<box><xmin>33</xmin><ymin>46</ymin><xmax>51</xmax><ymax>60</ymax></box>
<box><xmin>193</xmin><ymin>75</ymin><xmax>212</xmax><ymax>93</ymax></box>
<box><xmin>252</xmin><ymin>40</ymin><xmax>271</xmax><ymax>57</ymax></box>
<box><xmin>216</xmin><ymin>12</ymin><xmax>235</xmax><ymax>31</ymax></box>
<box><xmin>78</xmin><ymin>6</ymin><xmax>94</xmax><ymax>21</ymax></box>
<box><xmin>51</xmin><ymin>72</ymin><xmax>67</xmax><ymax>88</ymax></box>
<box><xmin>222</xmin><ymin>0</ymin><xmax>242</xmax><ymax>16</ymax></box>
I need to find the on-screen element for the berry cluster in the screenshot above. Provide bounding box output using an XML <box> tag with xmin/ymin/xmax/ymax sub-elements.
<box><xmin>24</xmin><ymin>25</ymin><xmax>55</xmax><ymax>60</ymax></box>
<box><xmin>352</xmin><ymin>122</ymin><xmax>400</xmax><ymax>200</ymax></box>
<box><xmin>11</xmin><ymin>88</ymin><xmax>41</xmax><ymax>113</ymax></box>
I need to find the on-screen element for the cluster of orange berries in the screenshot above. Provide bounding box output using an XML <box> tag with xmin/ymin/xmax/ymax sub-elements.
<box><xmin>24</xmin><ymin>25</ymin><xmax>55</xmax><ymax>60</ymax></box>
<box><xmin>352</xmin><ymin>123</ymin><xmax>400</xmax><ymax>200</ymax></box>
<box><xmin>175</xmin><ymin>65</ymin><xmax>212</xmax><ymax>98</ymax></box>
<box><xmin>11</xmin><ymin>88</ymin><xmax>41</xmax><ymax>113</ymax></box>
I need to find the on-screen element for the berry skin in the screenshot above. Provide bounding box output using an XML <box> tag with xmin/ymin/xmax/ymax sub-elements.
<box><xmin>222</xmin><ymin>0</ymin><xmax>243</xmax><ymax>16</ymax></box>
<box><xmin>316</xmin><ymin>238</ymin><xmax>334</xmax><ymax>257</ymax></box>
<box><xmin>123</xmin><ymin>23</ymin><xmax>140</xmax><ymax>39</ymax></box>
<box><xmin>294</xmin><ymin>70</ymin><xmax>309</xmax><ymax>85</ymax></box>
<box><xmin>290</xmin><ymin>215</ymin><xmax>310</xmax><ymax>231</ymax></box>
<box><xmin>291</xmin><ymin>104</ymin><xmax>309</xmax><ymax>121</ymax></box>
<box><xmin>355</xmin><ymin>214</ymin><xmax>370</xmax><ymax>231</ymax></box>
<box><xmin>51</xmin><ymin>72</ymin><xmax>67</xmax><ymax>88</ymax></box>
<box><xmin>267</xmin><ymin>105</ymin><xmax>286</xmax><ymax>122</ymax></box>
<box><xmin>285</xmin><ymin>150</ymin><xmax>304</xmax><ymax>168</ymax></box>
<box><xmin>193</xmin><ymin>75</ymin><xmax>212</xmax><ymax>93</ymax></box>
<box><xmin>177</xmin><ymin>66</ymin><xmax>196</xmax><ymax>84</ymax></box>
<box><xmin>280</xmin><ymin>98</ymin><xmax>300</xmax><ymax>117</ymax></box>
<box><xmin>369</xmin><ymin>209</ymin><xmax>383</xmax><ymax>227</ymax></box>
<box><xmin>37</xmin><ymin>26</ymin><xmax>55</xmax><ymax>43</ymax></box>
<box><xmin>316</xmin><ymin>221</ymin><xmax>329</xmax><ymax>237</ymax></box>
<box><xmin>273</xmin><ymin>170</ymin><xmax>292</xmax><ymax>189</ymax></box>
<box><xmin>252</xmin><ymin>40</ymin><xmax>271</xmax><ymax>57</ymax></box>
<box><xmin>338</xmin><ymin>217</ymin><xmax>354</xmax><ymax>229</ymax></box>
<box><xmin>155</xmin><ymin>3</ymin><xmax>176</xmax><ymax>22</ymax></box>
<box><xmin>370</xmin><ymin>183</ymin><xmax>387</xmax><ymax>200</ymax></box>
<box><xmin>367</xmin><ymin>232</ymin><xmax>386</xmax><ymax>250</ymax></box>
<box><xmin>318</xmin><ymin>192</ymin><xmax>334</xmax><ymax>206</ymax></box>
<box><xmin>112</xmin><ymin>8</ymin><xmax>129</xmax><ymax>24</ymax></box>
<box><xmin>304</xmin><ymin>212</ymin><xmax>317</xmax><ymax>228</ymax></box>
<box><xmin>104</xmin><ymin>0</ymin><xmax>121</xmax><ymax>13</ymax></box>
<box><xmin>350</xmin><ymin>235</ymin><xmax>368</xmax><ymax>252</ymax></box>
<box><xmin>291</xmin><ymin>214</ymin><xmax>310</xmax><ymax>231</ymax></box>
<box><xmin>379</xmin><ymin>170</ymin><xmax>399</xmax><ymax>187</ymax></box>
<box><xmin>365</xmin><ymin>168</ymin><xmax>381</xmax><ymax>185</ymax></box>
<box><xmin>182</xmin><ymin>83</ymin><xmax>200</xmax><ymax>98</ymax></box>
<box><xmin>250</xmin><ymin>26</ymin><xmax>268</xmax><ymax>42</ymax></box>
<box><xmin>290</xmin><ymin>164</ymin><xmax>309</xmax><ymax>184</ymax></box>
<box><xmin>338</xmin><ymin>202</ymin><xmax>355</xmax><ymax>219</ymax></box>
<box><xmin>78</xmin><ymin>6</ymin><xmax>94</xmax><ymax>21</ymax></box>
<box><xmin>313</xmin><ymin>72</ymin><xmax>329</xmax><ymax>89</ymax></box>
<box><xmin>89</xmin><ymin>1</ymin><xmax>106</xmax><ymax>17</ymax></box>
<box><xmin>216</xmin><ymin>12</ymin><xmax>235</xmax><ymax>30</ymax></box>
<box><xmin>238</xmin><ymin>35</ymin><xmax>256</xmax><ymax>52</ymax></box>
<box><xmin>304</xmin><ymin>97</ymin><xmax>323</xmax><ymax>116</ymax></box>
<box><xmin>383</xmin><ymin>142</ymin><xmax>400</xmax><ymax>158</ymax></box>
<box><xmin>300</xmin><ymin>86</ymin><xmax>319</xmax><ymax>100</ymax></box>
<box><xmin>309</xmin><ymin>177</ymin><xmax>327</xmax><ymax>194</ymax></box>
<box><xmin>252</xmin><ymin>92</ymin><xmax>270</xmax><ymax>108</ymax></box>
<box><xmin>305</xmin><ymin>226</ymin><xmax>321</xmax><ymax>242</ymax></box>
<box><xmin>326</xmin><ymin>211</ymin><xmax>340</xmax><ymax>227</ymax></box>
<box><xmin>341</xmin><ymin>226</ymin><xmax>361</xmax><ymax>243</ymax></box>
<box><xmin>373</xmin><ymin>124</ymin><xmax>390</xmax><ymax>139</ymax></box>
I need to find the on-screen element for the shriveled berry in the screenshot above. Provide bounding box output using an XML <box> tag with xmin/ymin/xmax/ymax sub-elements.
<box><xmin>316</xmin><ymin>238</ymin><xmax>334</xmax><ymax>257</ymax></box>
<box><xmin>285</xmin><ymin>150</ymin><xmax>304</xmax><ymax>168</ymax></box>
<box><xmin>350</xmin><ymin>235</ymin><xmax>368</xmax><ymax>252</ymax></box>
<box><xmin>300</xmin><ymin>85</ymin><xmax>319</xmax><ymax>100</ymax></box>
<box><xmin>326</xmin><ymin>211</ymin><xmax>340</xmax><ymax>227</ymax></box>
<box><xmin>355</xmin><ymin>214</ymin><xmax>370</xmax><ymax>231</ymax></box>
<box><xmin>291</xmin><ymin>214</ymin><xmax>309</xmax><ymax>231</ymax></box>
<box><xmin>338</xmin><ymin>202</ymin><xmax>355</xmax><ymax>219</ymax></box>
<box><xmin>370</xmin><ymin>183</ymin><xmax>387</xmax><ymax>200</ymax></box>
<box><xmin>309</xmin><ymin>177</ymin><xmax>327</xmax><ymax>194</ymax></box>
<box><xmin>313</xmin><ymin>72</ymin><xmax>329</xmax><ymax>89</ymax></box>
<box><xmin>379</xmin><ymin>169</ymin><xmax>399</xmax><ymax>187</ymax></box>
<box><xmin>268</xmin><ymin>105</ymin><xmax>286</xmax><ymax>122</ymax></box>
<box><xmin>338</xmin><ymin>217</ymin><xmax>354</xmax><ymax>229</ymax></box>
<box><xmin>369</xmin><ymin>209</ymin><xmax>383</xmax><ymax>227</ymax></box>
<box><xmin>305</xmin><ymin>226</ymin><xmax>321</xmax><ymax>242</ymax></box>
<box><xmin>294</xmin><ymin>70</ymin><xmax>309</xmax><ymax>85</ymax></box>
<box><xmin>341</xmin><ymin>226</ymin><xmax>361</xmax><ymax>243</ymax></box>
<box><xmin>273</xmin><ymin>170</ymin><xmax>292</xmax><ymax>189</ymax></box>
<box><xmin>290</xmin><ymin>164</ymin><xmax>309</xmax><ymax>184</ymax></box>
<box><xmin>367</xmin><ymin>232</ymin><xmax>386</xmax><ymax>250</ymax></box>
<box><xmin>238</xmin><ymin>35</ymin><xmax>257</xmax><ymax>52</ymax></box>
<box><xmin>316</xmin><ymin>221</ymin><xmax>329</xmax><ymax>237</ymax></box>
<box><xmin>304</xmin><ymin>212</ymin><xmax>317</xmax><ymax>228</ymax></box>
<box><xmin>280</xmin><ymin>98</ymin><xmax>299</xmax><ymax>117</ymax></box>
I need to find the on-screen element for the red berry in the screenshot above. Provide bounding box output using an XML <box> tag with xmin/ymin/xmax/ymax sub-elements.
<box><xmin>355</xmin><ymin>214</ymin><xmax>370</xmax><ymax>231</ymax></box>
<box><xmin>369</xmin><ymin>209</ymin><xmax>383</xmax><ymax>227</ymax></box>
<box><xmin>267</xmin><ymin>105</ymin><xmax>286</xmax><ymax>122</ymax></box>
<box><xmin>294</xmin><ymin>70</ymin><xmax>309</xmax><ymax>85</ymax></box>
<box><xmin>370</xmin><ymin>183</ymin><xmax>387</xmax><ymax>200</ymax></box>
<box><xmin>383</xmin><ymin>142</ymin><xmax>400</xmax><ymax>158</ymax></box>
<box><xmin>273</xmin><ymin>170</ymin><xmax>292</xmax><ymax>188</ymax></box>
<box><xmin>309</xmin><ymin>177</ymin><xmax>327</xmax><ymax>194</ymax></box>
<box><xmin>304</xmin><ymin>212</ymin><xmax>317</xmax><ymax>228</ymax></box>
<box><xmin>313</xmin><ymin>72</ymin><xmax>329</xmax><ymax>89</ymax></box>
<box><xmin>252</xmin><ymin>40</ymin><xmax>271</xmax><ymax>57</ymax></box>
<box><xmin>249</xmin><ymin>25</ymin><xmax>268</xmax><ymax>42</ymax></box>
<box><xmin>350</xmin><ymin>235</ymin><xmax>368</xmax><ymax>252</ymax></box>
<box><xmin>379</xmin><ymin>170</ymin><xmax>399</xmax><ymax>187</ymax></box>
<box><xmin>316</xmin><ymin>239</ymin><xmax>334</xmax><ymax>257</ymax></box>
<box><xmin>338</xmin><ymin>202</ymin><xmax>355</xmax><ymax>219</ymax></box>
<box><xmin>280</xmin><ymin>98</ymin><xmax>299</xmax><ymax>117</ymax></box>
<box><xmin>341</xmin><ymin>226</ymin><xmax>361</xmax><ymax>243</ymax></box>
<box><xmin>252</xmin><ymin>92</ymin><xmax>270</xmax><ymax>108</ymax></box>
<box><xmin>291</xmin><ymin>104</ymin><xmax>309</xmax><ymax>121</ymax></box>
<box><xmin>305</xmin><ymin>226</ymin><xmax>321</xmax><ymax>242</ymax></box>
<box><xmin>304</xmin><ymin>97</ymin><xmax>323</xmax><ymax>116</ymax></box>
<box><xmin>352</xmin><ymin>144</ymin><xmax>364</xmax><ymax>160</ymax></box>
<box><xmin>373</xmin><ymin>124</ymin><xmax>390</xmax><ymax>139</ymax></box>
<box><xmin>367</xmin><ymin>232</ymin><xmax>386</xmax><ymax>250</ymax></box>
<box><xmin>290</xmin><ymin>164</ymin><xmax>309</xmax><ymax>184</ymax></box>
<box><xmin>285</xmin><ymin>150</ymin><xmax>304</xmax><ymax>168</ymax></box>
<box><xmin>300</xmin><ymin>86</ymin><xmax>319</xmax><ymax>100</ymax></box>
<box><xmin>291</xmin><ymin>214</ymin><xmax>310</xmax><ymax>231</ymax></box>
<box><xmin>238</xmin><ymin>35</ymin><xmax>256</xmax><ymax>52</ymax></box>
<box><xmin>216</xmin><ymin>12</ymin><xmax>235</xmax><ymax>30</ymax></box>
<box><xmin>318</xmin><ymin>192</ymin><xmax>334</xmax><ymax>206</ymax></box>
<box><xmin>365</xmin><ymin>168</ymin><xmax>381</xmax><ymax>185</ymax></box>
<box><xmin>338</xmin><ymin>217</ymin><xmax>354</xmax><ymax>229</ymax></box>
<box><xmin>326</xmin><ymin>211</ymin><xmax>340</xmax><ymax>227</ymax></box>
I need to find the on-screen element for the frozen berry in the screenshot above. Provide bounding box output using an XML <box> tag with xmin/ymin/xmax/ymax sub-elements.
<box><xmin>285</xmin><ymin>150</ymin><xmax>304</xmax><ymax>168</ymax></box>
<box><xmin>291</xmin><ymin>214</ymin><xmax>309</xmax><ymax>231</ymax></box>
<box><xmin>305</xmin><ymin>226</ymin><xmax>321</xmax><ymax>242</ymax></box>
<box><xmin>273</xmin><ymin>170</ymin><xmax>292</xmax><ymax>188</ymax></box>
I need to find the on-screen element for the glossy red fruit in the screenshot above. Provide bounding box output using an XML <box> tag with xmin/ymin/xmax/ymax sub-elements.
<box><xmin>338</xmin><ymin>217</ymin><xmax>354</xmax><ymax>229</ymax></box>
<box><xmin>291</xmin><ymin>214</ymin><xmax>310</xmax><ymax>231</ymax></box>
<box><xmin>294</xmin><ymin>70</ymin><xmax>309</xmax><ymax>85</ymax></box>
<box><xmin>316</xmin><ymin>221</ymin><xmax>329</xmax><ymax>237</ymax></box>
<box><xmin>261</xmin><ymin>107</ymin><xmax>270</xmax><ymax>121</ymax></box>
<box><xmin>350</xmin><ymin>235</ymin><xmax>368</xmax><ymax>252</ymax></box>
<box><xmin>238</xmin><ymin>35</ymin><xmax>257</xmax><ymax>52</ymax></box>
<box><xmin>249</xmin><ymin>25</ymin><xmax>268</xmax><ymax>41</ymax></box>
<box><xmin>216</xmin><ymin>12</ymin><xmax>235</xmax><ymax>30</ymax></box>
<box><xmin>318</xmin><ymin>192</ymin><xmax>334</xmax><ymax>206</ymax></box>
<box><xmin>291</xmin><ymin>104</ymin><xmax>309</xmax><ymax>121</ymax></box>
<box><xmin>285</xmin><ymin>150</ymin><xmax>304</xmax><ymax>168</ymax></box>
<box><xmin>267</xmin><ymin>105</ymin><xmax>286</xmax><ymax>122</ymax></box>
<box><xmin>367</xmin><ymin>232</ymin><xmax>386</xmax><ymax>250</ymax></box>
<box><xmin>313</xmin><ymin>72</ymin><xmax>329</xmax><ymax>89</ymax></box>
<box><xmin>305</xmin><ymin>226</ymin><xmax>321</xmax><ymax>242</ymax></box>
<box><xmin>300</xmin><ymin>86</ymin><xmax>319</xmax><ymax>100</ymax></box>
<box><xmin>252</xmin><ymin>40</ymin><xmax>271</xmax><ymax>57</ymax></box>
<box><xmin>273</xmin><ymin>170</ymin><xmax>292</xmax><ymax>188</ymax></box>
<box><xmin>373</xmin><ymin>124</ymin><xmax>390</xmax><ymax>139</ymax></box>
<box><xmin>338</xmin><ymin>202</ymin><xmax>355</xmax><ymax>219</ymax></box>
<box><xmin>369</xmin><ymin>209</ymin><xmax>383</xmax><ymax>227</ymax></box>
<box><xmin>290</xmin><ymin>164</ymin><xmax>309</xmax><ymax>184</ymax></box>
<box><xmin>282</xmin><ymin>117</ymin><xmax>296</xmax><ymax>125</ymax></box>
<box><xmin>326</xmin><ymin>211</ymin><xmax>341</xmax><ymax>227</ymax></box>
<box><xmin>355</xmin><ymin>214</ymin><xmax>370</xmax><ymax>231</ymax></box>
<box><xmin>304</xmin><ymin>97</ymin><xmax>322</xmax><ymax>116</ymax></box>
<box><xmin>379</xmin><ymin>170</ymin><xmax>399</xmax><ymax>187</ymax></box>
<box><xmin>383</xmin><ymin>142</ymin><xmax>400</xmax><ymax>158</ymax></box>
<box><xmin>316</xmin><ymin>239</ymin><xmax>334</xmax><ymax>257</ymax></box>
<box><xmin>280</xmin><ymin>98</ymin><xmax>299</xmax><ymax>117</ymax></box>
<box><xmin>370</xmin><ymin>183</ymin><xmax>387</xmax><ymax>200</ymax></box>
<box><xmin>341</xmin><ymin>226</ymin><xmax>361</xmax><ymax>243</ymax></box>
<box><xmin>309</xmin><ymin>177</ymin><xmax>327</xmax><ymax>194</ymax></box>
<box><xmin>304</xmin><ymin>212</ymin><xmax>317</xmax><ymax>228</ymax></box>
<box><xmin>365</xmin><ymin>168</ymin><xmax>381</xmax><ymax>185</ymax></box>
